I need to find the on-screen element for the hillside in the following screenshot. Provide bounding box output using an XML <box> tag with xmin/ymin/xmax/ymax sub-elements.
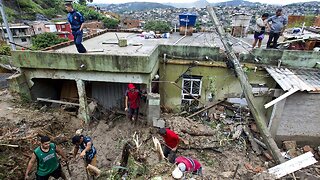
<box><xmin>213</xmin><ymin>0</ymin><xmax>261</xmax><ymax>7</ymax></box>
<box><xmin>1</xmin><ymin>0</ymin><xmax>66</xmax><ymax>22</ymax></box>
<box><xmin>103</xmin><ymin>2</ymin><xmax>174</xmax><ymax>13</ymax></box>
<box><xmin>165</xmin><ymin>0</ymin><xmax>209</xmax><ymax>8</ymax></box>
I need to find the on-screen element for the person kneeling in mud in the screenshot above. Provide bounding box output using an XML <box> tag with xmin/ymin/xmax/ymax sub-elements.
<box><xmin>72</xmin><ymin>135</ymin><xmax>99</xmax><ymax>177</ymax></box>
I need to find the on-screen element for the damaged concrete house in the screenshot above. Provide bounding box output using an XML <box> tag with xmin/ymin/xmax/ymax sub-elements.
<box><xmin>3</xmin><ymin>27</ymin><xmax>319</xmax><ymax>148</ymax></box>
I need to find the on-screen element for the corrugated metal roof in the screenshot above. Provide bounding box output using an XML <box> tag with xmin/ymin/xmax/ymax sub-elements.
<box><xmin>265</xmin><ymin>67</ymin><xmax>320</xmax><ymax>93</ymax></box>
<box><xmin>92</xmin><ymin>82</ymin><xmax>127</xmax><ymax>109</ymax></box>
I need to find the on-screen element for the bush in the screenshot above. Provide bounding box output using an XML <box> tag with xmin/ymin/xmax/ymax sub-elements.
<box><xmin>144</xmin><ymin>20</ymin><xmax>171</xmax><ymax>33</ymax></box>
<box><xmin>0</xmin><ymin>44</ymin><xmax>11</xmax><ymax>56</ymax></box>
<box><xmin>32</xmin><ymin>32</ymin><xmax>68</xmax><ymax>50</ymax></box>
<box><xmin>73</xmin><ymin>3</ymin><xmax>120</xmax><ymax>29</ymax></box>
<box><xmin>102</xmin><ymin>18</ymin><xmax>119</xmax><ymax>29</ymax></box>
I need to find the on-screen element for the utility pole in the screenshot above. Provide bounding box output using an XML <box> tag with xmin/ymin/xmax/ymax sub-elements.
<box><xmin>206</xmin><ymin>6</ymin><xmax>285</xmax><ymax>164</ymax></box>
<box><xmin>0</xmin><ymin>0</ymin><xmax>16</xmax><ymax>50</ymax></box>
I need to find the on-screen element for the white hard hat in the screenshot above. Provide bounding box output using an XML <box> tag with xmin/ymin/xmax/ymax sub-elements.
<box><xmin>178</xmin><ymin>163</ymin><xmax>186</xmax><ymax>172</ymax></box>
<box><xmin>172</xmin><ymin>166</ymin><xmax>183</xmax><ymax>179</ymax></box>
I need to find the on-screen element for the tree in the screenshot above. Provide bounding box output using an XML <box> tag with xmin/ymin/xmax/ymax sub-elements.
<box><xmin>73</xmin><ymin>3</ymin><xmax>120</xmax><ymax>29</ymax></box>
<box><xmin>0</xmin><ymin>43</ymin><xmax>11</xmax><ymax>56</ymax></box>
<box><xmin>31</xmin><ymin>32</ymin><xmax>68</xmax><ymax>50</ymax></box>
<box><xmin>144</xmin><ymin>20</ymin><xmax>171</xmax><ymax>33</ymax></box>
<box><xmin>102</xmin><ymin>18</ymin><xmax>119</xmax><ymax>29</ymax></box>
<box><xmin>78</xmin><ymin>0</ymin><xmax>87</xmax><ymax>6</ymax></box>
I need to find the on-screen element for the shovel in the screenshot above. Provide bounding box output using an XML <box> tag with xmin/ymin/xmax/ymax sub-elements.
<box><xmin>66</xmin><ymin>161</ymin><xmax>72</xmax><ymax>177</ymax></box>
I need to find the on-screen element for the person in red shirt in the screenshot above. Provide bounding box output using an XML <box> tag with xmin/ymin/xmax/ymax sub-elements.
<box><xmin>125</xmin><ymin>83</ymin><xmax>141</xmax><ymax>122</ymax></box>
<box><xmin>172</xmin><ymin>156</ymin><xmax>202</xmax><ymax>179</ymax></box>
<box><xmin>159</xmin><ymin>128</ymin><xmax>179</xmax><ymax>163</ymax></box>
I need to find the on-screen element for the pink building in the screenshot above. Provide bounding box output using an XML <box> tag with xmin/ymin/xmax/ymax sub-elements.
<box><xmin>55</xmin><ymin>22</ymin><xmax>73</xmax><ymax>40</ymax></box>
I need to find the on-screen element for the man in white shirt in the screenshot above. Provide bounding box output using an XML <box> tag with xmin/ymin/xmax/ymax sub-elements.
<box><xmin>252</xmin><ymin>13</ymin><xmax>269</xmax><ymax>48</ymax></box>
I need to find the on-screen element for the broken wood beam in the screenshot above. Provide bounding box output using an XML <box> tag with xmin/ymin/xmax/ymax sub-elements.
<box><xmin>152</xmin><ymin>137</ymin><xmax>165</xmax><ymax>161</ymax></box>
<box><xmin>187</xmin><ymin>100</ymin><xmax>223</xmax><ymax>118</ymax></box>
<box><xmin>254</xmin><ymin>138</ymin><xmax>268</xmax><ymax>149</ymax></box>
<box><xmin>37</xmin><ymin>98</ymin><xmax>80</xmax><ymax>106</ymax></box>
<box><xmin>243</xmin><ymin>125</ymin><xmax>262</xmax><ymax>155</ymax></box>
<box><xmin>264</xmin><ymin>88</ymin><xmax>299</xmax><ymax>109</ymax></box>
<box><xmin>118</xmin><ymin>141</ymin><xmax>134</xmax><ymax>175</ymax></box>
<box><xmin>268</xmin><ymin>152</ymin><xmax>318</xmax><ymax>178</ymax></box>
<box><xmin>0</xmin><ymin>143</ymin><xmax>19</xmax><ymax>148</ymax></box>
<box><xmin>207</xmin><ymin>6</ymin><xmax>285</xmax><ymax>164</ymax></box>
<box><xmin>179</xmin><ymin>146</ymin><xmax>222</xmax><ymax>153</ymax></box>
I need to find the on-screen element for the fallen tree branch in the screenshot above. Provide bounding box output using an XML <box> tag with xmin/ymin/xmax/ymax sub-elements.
<box><xmin>118</xmin><ymin>141</ymin><xmax>134</xmax><ymax>176</ymax></box>
<box><xmin>207</xmin><ymin>6</ymin><xmax>285</xmax><ymax>164</ymax></box>
<box><xmin>181</xmin><ymin>129</ymin><xmax>216</xmax><ymax>136</ymax></box>
<box><xmin>243</xmin><ymin>125</ymin><xmax>261</xmax><ymax>155</ymax></box>
<box><xmin>0</xmin><ymin>143</ymin><xmax>19</xmax><ymax>148</ymax></box>
<box><xmin>152</xmin><ymin>137</ymin><xmax>165</xmax><ymax>161</ymax></box>
<box><xmin>254</xmin><ymin>138</ymin><xmax>267</xmax><ymax>149</ymax></box>
<box><xmin>179</xmin><ymin>146</ymin><xmax>223</xmax><ymax>153</ymax></box>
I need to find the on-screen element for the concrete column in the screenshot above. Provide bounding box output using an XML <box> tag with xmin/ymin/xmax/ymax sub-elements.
<box><xmin>7</xmin><ymin>73</ymin><xmax>32</xmax><ymax>101</ymax></box>
<box><xmin>268</xmin><ymin>98</ymin><xmax>287</xmax><ymax>139</ymax></box>
<box><xmin>147</xmin><ymin>93</ymin><xmax>164</xmax><ymax>128</ymax></box>
<box><xmin>76</xmin><ymin>79</ymin><xmax>90</xmax><ymax>124</ymax></box>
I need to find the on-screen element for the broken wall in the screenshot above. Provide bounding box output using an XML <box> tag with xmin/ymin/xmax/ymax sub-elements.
<box><xmin>159</xmin><ymin>62</ymin><xmax>276</xmax><ymax>114</ymax></box>
<box><xmin>240</xmin><ymin>49</ymin><xmax>320</xmax><ymax>69</ymax></box>
<box><xmin>276</xmin><ymin>92</ymin><xmax>320</xmax><ymax>145</ymax></box>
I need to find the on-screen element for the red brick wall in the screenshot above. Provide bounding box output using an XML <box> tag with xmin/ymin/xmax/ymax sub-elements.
<box><xmin>314</xmin><ymin>16</ymin><xmax>320</xmax><ymax>27</ymax></box>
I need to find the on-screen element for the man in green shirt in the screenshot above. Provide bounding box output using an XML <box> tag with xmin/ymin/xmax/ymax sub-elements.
<box><xmin>25</xmin><ymin>136</ymin><xmax>68</xmax><ymax>180</ymax></box>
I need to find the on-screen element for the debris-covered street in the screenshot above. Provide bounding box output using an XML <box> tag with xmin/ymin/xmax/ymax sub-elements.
<box><xmin>1</xmin><ymin>89</ymin><xmax>320</xmax><ymax>180</ymax></box>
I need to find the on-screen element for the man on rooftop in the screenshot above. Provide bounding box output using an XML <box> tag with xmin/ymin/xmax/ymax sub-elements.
<box><xmin>65</xmin><ymin>3</ymin><xmax>87</xmax><ymax>53</ymax></box>
<box><xmin>266</xmin><ymin>9</ymin><xmax>288</xmax><ymax>49</ymax></box>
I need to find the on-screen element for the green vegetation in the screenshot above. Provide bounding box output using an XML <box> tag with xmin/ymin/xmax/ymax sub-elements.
<box><xmin>2</xmin><ymin>0</ymin><xmax>65</xmax><ymax>21</ymax></box>
<box><xmin>102</xmin><ymin>18</ymin><xmax>119</xmax><ymax>29</ymax></box>
<box><xmin>144</xmin><ymin>20</ymin><xmax>171</xmax><ymax>33</ymax></box>
<box><xmin>73</xmin><ymin>3</ymin><xmax>119</xmax><ymax>29</ymax></box>
<box><xmin>1</xmin><ymin>0</ymin><xmax>119</xmax><ymax>28</ymax></box>
<box><xmin>288</xmin><ymin>15</ymin><xmax>316</xmax><ymax>28</ymax></box>
<box><xmin>31</xmin><ymin>32</ymin><xmax>68</xmax><ymax>50</ymax></box>
<box><xmin>0</xmin><ymin>43</ymin><xmax>11</xmax><ymax>56</ymax></box>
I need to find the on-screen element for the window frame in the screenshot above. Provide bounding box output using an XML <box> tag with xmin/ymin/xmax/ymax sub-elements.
<box><xmin>181</xmin><ymin>75</ymin><xmax>202</xmax><ymax>110</ymax></box>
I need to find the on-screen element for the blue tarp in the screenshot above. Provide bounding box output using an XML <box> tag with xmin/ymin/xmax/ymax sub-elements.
<box><xmin>179</xmin><ymin>13</ymin><xmax>197</xmax><ymax>27</ymax></box>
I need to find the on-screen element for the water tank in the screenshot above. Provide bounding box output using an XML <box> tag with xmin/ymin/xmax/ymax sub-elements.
<box><xmin>179</xmin><ymin>13</ymin><xmax>197</xmax><ymax>27</ymax></box>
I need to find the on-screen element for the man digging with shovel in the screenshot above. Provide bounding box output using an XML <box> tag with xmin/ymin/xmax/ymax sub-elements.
<box><xmin>72</xmin><ymin>135</ymin><xmax>99</xmax><ymax>179</ymax></box>
<box><xmin>159</xmin><ymin>128</ymin><xmax>180</xmax><ymax>163</ymax></box>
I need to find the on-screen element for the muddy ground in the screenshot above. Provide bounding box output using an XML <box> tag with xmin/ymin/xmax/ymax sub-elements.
<box><xmin>0</xmin><ymin>89</ymin><xmax>320</xmax><ymax>180</ymax></box>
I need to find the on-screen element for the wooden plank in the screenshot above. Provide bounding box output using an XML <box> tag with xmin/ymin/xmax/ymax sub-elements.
<box><xmin>268</xmin><ymin>152</ymin><xmax>317</xmax><ymax>178</ymax></box>
<box><xmin>186</xmin><ymin>100</ymin><xmax>223</xmax><ymax>118</ymax></box>
<box><xmin>37</xmin><ymin>98</ymin><xmax>80</xmax><ymax>106</ymax></box>
<box><xmin>264</xmin><ymin>88</ymin><xmax>299</xmax><ymax>109</ymax></box>
<box><xmin>207</xmin><ymin>6</ymin><xmax>285</xmax><ymax>164</ymax></box>
<box><xmin>0</xmin><ymin>143</ymin><xmax>19</xmax><ymax>148</ymax></box>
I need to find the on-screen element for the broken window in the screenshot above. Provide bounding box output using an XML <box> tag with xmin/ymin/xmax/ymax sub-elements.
<box><xmin>181</xmin><ymin>75</ymin><xmax>202</xmax><ymax>111</ymax></box>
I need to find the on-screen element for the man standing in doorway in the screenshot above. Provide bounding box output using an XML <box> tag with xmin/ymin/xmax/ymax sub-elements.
<box><xmin>65</xmin><ymin>3</ymin><xmax>87</xmax><ymax>53</ymax></box>
<box><xmin>125</xmin><ymin>83</ymin><xmax>141</xmax><ymax>122</ymax></box>
<box><xmin>266</xmin><ymin>9</ymin><xmax>288</xmax><ymax>49</ymax></box>
<box><xmin>25</xmin><ymin>136</ymin><xmax>68</xmax><ymax>180</ymax></box>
